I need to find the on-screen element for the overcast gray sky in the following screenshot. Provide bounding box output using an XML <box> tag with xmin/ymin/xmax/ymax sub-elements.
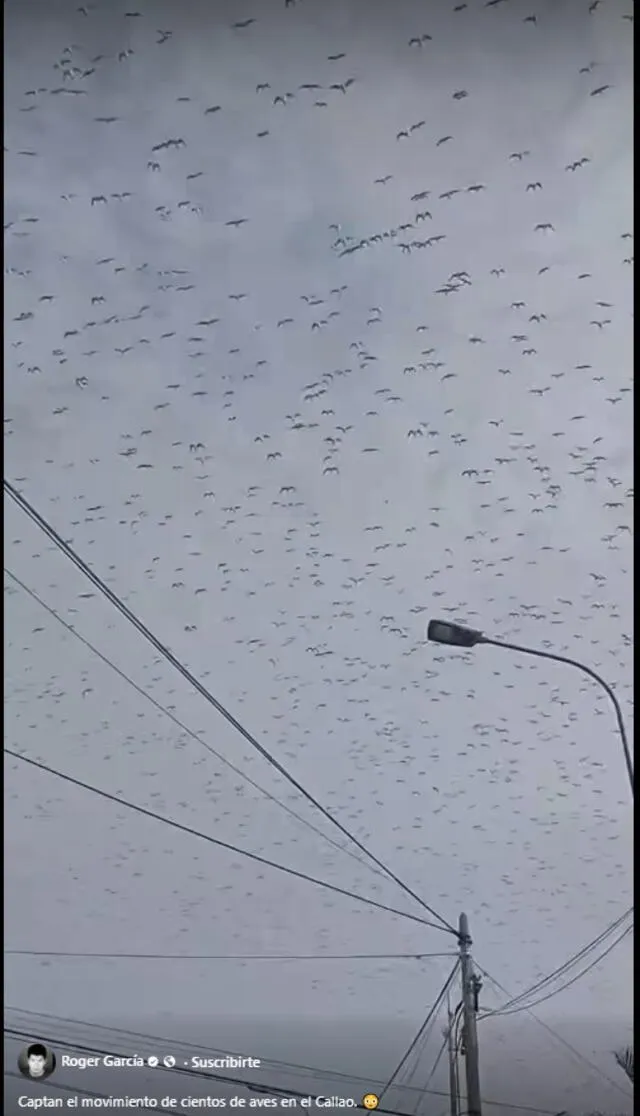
<box><xmin>4</xmin><ymin>1</ymin><xmax>633</xmax><ymax>1113</ymax></box>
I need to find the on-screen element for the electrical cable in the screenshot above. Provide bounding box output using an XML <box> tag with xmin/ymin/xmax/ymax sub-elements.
<box><xmin>8</xmin><ymin>1005</ymin><xmax>453</xmax><ymax>1098</ymax></box>
<box><xmin>5</xmin><ymin>1004</ymin><xmax>389</xmax><ymax>1090</ymax></box>
<box><xmin>378</xmin><ymin>960</ymin><xmax>460</xmax><ymax>1102</ymax></box>
<box><xmin>415</xmin><ymin>1031</ymin><xmax>448</xmax><ymax>1110</ymax></box>
<box><xmin>4</xmin><ymin>948</ymin><xmax>457</xmax><ymax>961</ymax></box>
<box><xmin>4</xmin><ymin>746</ymin><xmax>444</xmax><ymax>932</ymax></box>
<box><xmin>485</xmin><ymin>924</ymin><xmax>633</xmax><ymax>1017</ymax></box>
<box><xmin>5</xmin><ymin>565</ymin><xmax>392</xmax><ymax>885</ymax></box>
<box><xmin>427</xmin><ymin>1001</ymin><xmax>462</xmax><ymax>1098</ymax></box>
<box><xmin>392</xmin><ymin>994</ymin><xmax>448</xmax><ymax>1113</ymax></box>
<box><xmin>3</xmin><ymin>1016</ymin><xmax>566</xmax><ymax>1114</ymax></box>
<box><xmin>2</xmin><ymin>1026</ymin><xmax>446</xmax><ymax>1116</ymax></box>
<box><xmin>476</xmin><ymin>966</ymin><xmax>632</xmax><ymax>1099</ymax></box>
<box><xmin>4</xmin><ymin>479</ymin><xmax>457</xmax><ymax>939</ymax></box>
<box><xmin>483</xmin><ymin>913</ymin><xmax>631</xmax><ymax>1015</ymax></box>
<box><xmin>396</xmin><ymin>996</ymin><xmax>462</xmax><ymax>1113</ymax></box>
<box><xmin>396</xmin><ymin>1021</ymin><xmax>438</xmax><ymax>1100</ymax></box>
<box><xmin>431</xmin><ymin>1003</ymin><xmax>463</xmax><ymax>1116</ymax></box>
<box><xmin>479</xmin><ymin>907</ymin><xmax>633</xmax><ymax>1017</ymax></box>
<box><xmin>400</xmin><ymin>1039</ymin><xmax>433</xmax><ymax>1116</ymax></box>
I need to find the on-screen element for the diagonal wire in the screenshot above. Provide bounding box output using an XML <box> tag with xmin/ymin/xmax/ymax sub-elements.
<box><xmin>4</xmin><ymin>478</ymin><xmax>458</xmax><ymax>938</ymax></box>
<box><xmin>484</xmin><ymin>924</ymin><xmax>633</xmax><ymax>1017</ymax></box>
<box><xmin>477</xmin><ymin>966</ymin><xmax>632</xmax><ymax>1099</ymax></box>
<box><xmin>4</xmin><ymin>566</ymin><xmax>391</xmax><ymax>884</ymax></box>
<box><xmin>4</xmin><ymin>948</ymin><xmax>457</xmax><ymax>961</ymax></box>
<box><xmin>378</xmin><ymin>958</ymin><xmax>460</xmax><ymax>1103</ymax></box>
<box><xmin>403</xmin><ymin>1000</ymin><xmax>459</xmax><ymax>1115</ymax></box>
<box><xmin>479</xmin><ymin>907</ymin><xmax>633</xmax><ymax>1017</ymax></box>
<box><xmin>4</xmin><ymin>746</ymin><xmax>447</xmax><ymax>932</ymax></box>
<box><xmin>421</xmin><ymin>999</ymin><xmax>462</xmax><ymax>1103</ymax></box>
<box><xmin>2</xmin><ymin>1028</ymin><xmax>438</xmax><ymax>1116</ymax></box>
<box><xmin>3</xmin><ymin>1008</ymin><xmax>570</xmax><ymax>1114</ymax></box>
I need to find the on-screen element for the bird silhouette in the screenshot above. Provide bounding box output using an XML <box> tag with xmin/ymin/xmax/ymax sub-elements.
<box><xmin>3</xmin><ymin>0</ymin><xmax>632</xmax><ymax>1034</ymax></box>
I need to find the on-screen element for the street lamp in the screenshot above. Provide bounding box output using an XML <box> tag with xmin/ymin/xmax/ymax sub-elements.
<box><xmin>426</xmin><ymin>620</ymin><xmax>634</xmax><ymax>799</ymax></box>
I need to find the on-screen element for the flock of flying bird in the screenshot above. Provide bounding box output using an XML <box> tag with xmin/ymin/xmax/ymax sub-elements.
<box><xmin>4</xmin><ymin>0</ymin><xmax>634</xmax><ymax>1056</ymax></box>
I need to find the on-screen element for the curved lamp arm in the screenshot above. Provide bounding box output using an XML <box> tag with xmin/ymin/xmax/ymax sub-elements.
<box><xmin>426</xmin><ymin>620</ymin><xmax>634</xmax><ymax>799</ymax></box>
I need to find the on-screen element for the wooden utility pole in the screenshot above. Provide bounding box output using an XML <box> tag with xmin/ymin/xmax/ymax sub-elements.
<box><xmin>458</xmin><ymin>912</ymin><xmax>482</xmax><ymax>1116</ymax></box>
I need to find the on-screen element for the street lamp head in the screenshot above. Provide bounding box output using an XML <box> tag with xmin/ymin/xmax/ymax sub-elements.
<box><xmin>427</xmin><ymin>619</ymin><xmax>486</xmax><ymax>648</ymax></box>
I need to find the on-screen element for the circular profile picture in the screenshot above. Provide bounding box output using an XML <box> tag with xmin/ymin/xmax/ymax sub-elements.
<box><xmin>18</xmin><ymin>1043</ymin><xmax>57</xmax><ymax>1081</ymax></box>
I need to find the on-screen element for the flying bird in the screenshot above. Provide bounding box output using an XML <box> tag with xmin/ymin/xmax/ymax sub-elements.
<box><xmin>3</xmin><ymin>0</ymin><xmax>632</xmax><ymax>930</ymax></box>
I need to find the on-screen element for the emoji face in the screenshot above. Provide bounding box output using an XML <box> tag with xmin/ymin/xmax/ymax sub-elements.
<box><xmin>362</xmin><ymin>1095</ymin><xmax>379</xmax><ymax>1111</ymax></box>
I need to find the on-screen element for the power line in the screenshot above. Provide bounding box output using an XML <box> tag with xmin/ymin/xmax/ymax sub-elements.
<box><xmin>5</xmin><ymin>1005</ymin><xmax>402</xmax><ymax>1090</ymax></box>
<box><xmin>4</xmin><ymin>746</ymin><xmax>444</xmax><ymax>932</ymax></box>
<box><xmin>9</xmin><ymin>1005</ymin><xmax>455</xmax><ymax>1096</ymax></box>
<box><xmin>379</xmin><ymin>960</ymin><xmax>460</xmax><ymax>1102</ymax></box>
<box><xmin>4</xmin><ymin>566</ymin><xmax>390</xmax><ymax>885</ymax></box>
<box><xmin>476</xmin><ymin>966</ymin><xmax>632</xmax><ymax>1100</ymax></box>
<box><xmin>486</xmin><ymin>924</ymin><xmax>633</xmax><ymax>1017</ymax></box>
<box><xmin>421</xmin><ymin>1001</ymin><xmax>462</xmax><ymax>1102</ymax></box>
<box><xmin>397</xmin><ymin>999</ymin><xmax>460</xmax><ymax>1115</ymax></box>
<box><xmin>396</xmin><ymin>1030</ymin><xmax>438</xmax><ymax>1116</ymax></box>
<box><xmin>2</xmin><ymin>1027</ymin><xmax>437</xmax><ymax>1116</ymax></box>
<box><xmin>417</xmin><ymin>1031</ymin><xmax>449</xmax><ymax>1106</ymax></box>
<box><xmin>4</xmin><ymin>479</ymin><xmax>457</xmax><ymax>939</ymax></box>
<box><xmin>5</xmin><ymin>1005</ymin><xmax>427</xmax><ymax>1095</ymax></box>
<box><xmin>486</xmin><ymin>910</ymin><xmax>633</xmax><ymax>1012</ymax></box>
<box><xmin>480</xmin><ymin>907</ymin><xmax>633</xmax><ymax>1017</ymax></box>
<box><xmin>3</xmin><ymin>1015</ymin><xmax>566</xmax><ymax>1114</ymax></box>
<box><xmin>4</xmin><ymin>948</ymin><xmax>456</xmax><ymax>961</ymax></box>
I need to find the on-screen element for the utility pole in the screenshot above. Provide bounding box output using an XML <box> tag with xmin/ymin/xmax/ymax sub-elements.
<box><xmin>445</xmin><ymin>994</ymin><xmax>459</xmax><ymax>1116</ymax></box>
<box><xmin>458</xmin><ymin>912</ymin><xmax>483</xmax><ymax>1116</ymax></box>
